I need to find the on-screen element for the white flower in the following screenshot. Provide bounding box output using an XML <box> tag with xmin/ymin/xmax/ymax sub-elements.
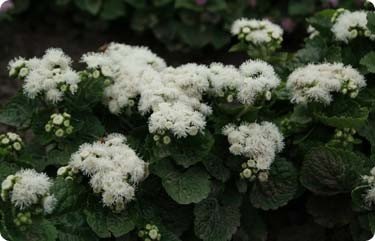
<box><xmin>81</xmin><ymin>43</ymin><xmax>166</xmax><ymax>114</ymax></box>
<box><xmin>237</xmin><ymin>60</ymin><xmax>280</xmax><ymax>105</ymax></box>
<box><xmin>2</xmin><ymin>169</ymin><xmax>53</xmax><ymax>210</ymax></box>
<box><xmin>208</xmin><ymin>63</ymin><xmax>242</xmax><ymax>97</ymax></box>
<box><xmin>332</xmin><ymin>10</ymin><xmax>372</xmax><ymax>43</ymax></box>
<box><xmin>286</xmin><ymin>63</ymin><xmax>366</xmax><ymax>104</ymax></box>
<box><xmin>68</xmin><ymin>133</ymin><xmax>147</xmax><ymax>211</ymax></box>
<box><xmin>148</xmin><ymin>102</ymin><xmax>207</xmax><ymax>138</ymax></box>
<box><xmin>231</xmin><ymin>18</ymin><xmax>283</xmax><ymax>45</ymax></box>
<box><xmin>223</xmin><ymin>122</ymin><xmax>284</xmax><ymax>171</ymax></box>
<box><xmin>19</xmin><ymin>48</ymin><xmax>80</xmax><ymax>103</ymax></box>
<box><xmin>42</xmin><ymin>195</ymin><xmax>57</xmax><ymax>214</ymax></box>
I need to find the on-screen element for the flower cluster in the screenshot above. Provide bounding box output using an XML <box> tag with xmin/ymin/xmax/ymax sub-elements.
<box><xmin>231</xmin><ymin>18</ymin><xmax>283</xmax><ymax>48</ymax></box>
<box><xmin>223</xmin><ymin>122</ymin><xmax>284</xmax><ymax>181</ymax></box>
<box><xmin>0</xmin><ymin>132</ymin><xmax>23</xmax><ymax>153</ymax></box>
<box><xmin>207</xmin><ymin>60</ymin><xmax>280</xmax><ymax>105</ymax></box>
<box><xmin>82</xmin><ymin>43</ymin><xmax>166</xmax><ymax>114</ymax></box>
<box><xmin>9</xmin><ymin>48</ymin><xmax>81</xmax><ymax>103</ymax></box>
<box><xmin>332</xmin><ymin>128</ymin><xmax>356</xmax><ymax>146</ymax></box>
<box><xmin>1</xmin><ymin>169</ymin><xmax>56</xmax><ymax>214</ymax></box>
<box><xmin>138</xmin><ymin>224</ymin><xmax>161</xmax><ymax>241</ymax></box>
<box><xmin>61</xmin><ymin>134</ymin><xmax>148</xmax><ymax>212</ymax></box>
<box><xmin>286</xmin><ymin>63</ymin><xmax>366</xmax><ymax>104</ymax></box>
<box><xmin>142</xmin><ymin>63</ymin><xmax>212</xmax><ymax>139</ymax></box>
<box><xmin>331</xmin><ymin>10</ymin><xmax>375</xmax><ymax>43</ymax></box>
<box><xmin>45</xmin><ymin>112</ymin><xmax>74</xmax><ymax>138</ymax></box>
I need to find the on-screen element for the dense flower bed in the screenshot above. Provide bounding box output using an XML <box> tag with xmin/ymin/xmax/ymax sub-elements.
<box><xmin>0</xmin><ymin>6</ymin><xmax>375</xmax><ymax>241</ymax></box>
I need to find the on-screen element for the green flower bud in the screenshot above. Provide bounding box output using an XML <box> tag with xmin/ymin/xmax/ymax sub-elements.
<box><xmin>63</xmin><ymin>119</ymin><xmax>70</xmax><ymax>127</ymax></box>
<box><xmin>66</xmin><ymin>126</ymin><xmax>74</xmax><ymax>135</ymax></box>
<box><xmin>13</xmin><ymin>142</ymin><xmax>22</xmax><ymax>151</ymax></box>
<box><xmin>92</xmin><ymin>70</ymin><xmax>100</xmax><ymax>79</ymax></box>
<box><xmin>153</xmin><ymin>135</ymin><xmax>160</xmax><ymax>141</ymax></box>
<box><xmin>242</xmin><ymin>168</ymin><xmax>252</xmax><ymax>179</ymax></box>
<box><xmin>163</xmin><ymin>136</ymin><xmax>171</xmax><ymax>145</ymax></box>
<box><xmin>55</xmin><ymin>129</ymin><xmax>65</xmax><ymax>137</ymax></box>
<box><xmin>19</xmin><ymin>67</ymin><xmax>29</xmax><ymax>77</ymax></box>
<box><xmin>138</xmin><ymin>231</ymin><xmax>145</xmax><ymax>238</ymax></box>
<box><xmin>149</xmin><ymin>229</ymin><xmax>158</xmax><ymax>240</ymax></box>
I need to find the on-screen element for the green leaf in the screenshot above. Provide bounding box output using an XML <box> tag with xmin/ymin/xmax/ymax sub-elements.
<box><xmin>75</xmin><ymin>0</ymin><xmax>102</xmax><ymax>15</ymax></box>
<box><xmin>238</xmin><ymin>203</ymin><xmax>267</xmax><ymax>241</ymax></box>
<box><xmin>100</xmin><ymin>0</ymin><xmax>126</xmax><ymax>20</ymax></box>
<box><xmin>27</xmin><ymin>219</ymin><xmax>58</xmax><ymax>241</ymax></box>
<box><xmin>172</xmin><ymin>131</ymin><xmax>214</xmax><ymax>168</ymax></box>
<box><xmin>250</xmin><ymin>159</ymin><xmax>299</xmax><ymax>210</ymax></box>
<box><xmin>306</xmin><ymin>195</ymin><xmax>354</xmax><ymax>228</ymax></box>
<box><xmin>367</xmin><ymin>12</ymin><xmax>375</xmax><ymax>33</ymax></box>
<box><xmin>52</xmin><ymin>211</ymin><xmax>99</xmax><ymax>241</ymax></box>
<box><xmin>300</xmin><ymin>147</ymin><xmax>366</xmax><ymax>195</ymax></box>
<box><xmin>194</xmin><ymin>198</ymin><xmax>240</xmax><ymax>241</ymax></box>
<box><xmin>84</xmin><ymin>201</ymin><xmax>135</xmax><ymax>238</ymax></box>
<box><xmin>107</xmin><ymin>213</ymin><xmax>135</xmax><ymax>237</ymax></box>
<box><xmin>0</xmin><ymin>162</ymin><xmax>19</xmax><ymax>181</ymax></box>
<box><xmin>85</xmin><ymin>208</ymin><xmax>110</xmax><ymax>238</ymax></box>
<box><xmin>358</xmin><ymin>113</ymin><xmax>375</xmax><ymax>153</ymax></box>
<box><xmin>162</xmin><ymin>166</ymin><xmax>211</xmax><ymax>204</ymax></box>
<box><xmin>51</xmin><ymin>177</ymin><xmax>87</xmax><ymax>214</ymax></box>
<box><xmin>203</xmin><ymin>154</ymin><xmax>230</xmax><ymax>182</ymax></box>
<box><xmin>0</xmin><ymin>93</ymin><xmax>36</xmax><ymax>129</ymax></box>
<box><xmin>307</xmin><ymin>9</ymin><xmax>335</xmax><ymax>34</ymax></box>
<box><xmin>314</xmin><ymin>99</ymin><xmax>369</xmax><ymax>129</ymax></box>
<box><xmin>360</xmin><ymin>51</ymin><xmax>375</xmax><ymax>73</ymax></box>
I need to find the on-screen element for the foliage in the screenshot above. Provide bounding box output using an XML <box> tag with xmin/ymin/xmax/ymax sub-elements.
<box><xmin>1</xmin><ymin>4</ymin><xmax>375</xmax><ymax>241</ymax></box>
<box><xmin>0</xmin><ymin>0</ymin><xmax>365</xmax><ymax>50</ymax></box>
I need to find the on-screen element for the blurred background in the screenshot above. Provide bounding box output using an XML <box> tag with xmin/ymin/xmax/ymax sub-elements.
<box><xmin>0</xmin><ymin>0</ymin><xmax>365</xmax><ymax>106</ymax></box>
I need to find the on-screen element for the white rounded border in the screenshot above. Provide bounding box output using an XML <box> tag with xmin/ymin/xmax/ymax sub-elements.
<box><xmin>0</xmin><ymin>234</ymin><xmax>6</xmax><ymax>241</ymax></box>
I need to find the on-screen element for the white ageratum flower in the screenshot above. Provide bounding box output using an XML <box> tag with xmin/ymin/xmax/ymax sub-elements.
<box><xmin>286</xmin><ymin>63</ymin><xmax>366</xmax><ymax>105</ymax></box>
<box><xmin>81</xmin><ymin>43</ymin><xmax>167</xmax><ymax>115</ymax></box>
<box><xmin>231</xmin><ymin>18</ymin><xmax>283</xmax><ymax>46</ymax></box>
<box><xmin>223</xmin><ymin>122</ymin><xmax>284</xmax><ymax>171</ymax></box>
<box><xmin>208</xmin><ymin>63</ymin><xmax>242</xmax><ymax>97</ymax></box>
<box><xmin>332</xmin><ymin>10</ymin><xmax>375</xmax><ymax>43</ymax></box>
<box><xmin>148</xmin><ymin>102</ymin><xmax>207</xmax><ymax>139</ymax></box>
<box><xmin>237</xmin><ymin>60</ymin><xmax>280</xmax><ymax>104</ymax></box>
<box><xmin>68</xmin><ymin>133</ymin><xmax>148</xmax><ymax>211</ymax></box>
<box><xmin>1</xmin><ymin>169</ymin><xmax>55</xmax><ymax>212</ymax></box>
<box><xmin>21</xmin><ymin>48</ymin><xmax>80</xmax><ymax>103</ymax></box>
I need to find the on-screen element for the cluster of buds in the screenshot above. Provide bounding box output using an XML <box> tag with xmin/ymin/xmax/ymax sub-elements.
<box><xmin>153</xmin><ymin>130</ymin><xmax>172</xmax><ymax>145</ymax></box>
<box><xmin>13</xmin><ymin>212</ymin><xmax>32</xmax><ymax>228</ymax></box>
<box><xmin>333</xmin><ymin>128</ymin><xmax>356</xmax><ymax>146</ymax></box>
<box><xmin>57</xmin><ymin>165</ymin><xmax>79</xmax><ymax>180</ymax></box>
<box><xmin>235</xmin><ymin>20</ymin><xmax>283</xmax><ymax>50</ymax></box>
<box><xmin>240</xmin><ymin>159</ymin><xmax>269</xmax><ymax>183</ymax></box>
<box><xmin>1</xmin><ymin>174</ymin><xmax>17</xmax><ymax>201</ymax></box>
<box><xmin>138</xmin><ymin>224</ymin><xmax>161</xmax><ymax>241</ymax></box>
<box><xmin>8</xmin><ymin>58</ymin><xmax>29</xmax><ymax>79</ymax></box>
<box><xmin>341</xmin><ymin>79</ymin><xmax>360</xmax><ymax>98</ymax></box>
<box><xmin>0</xmin><ymin>132</ymin><xmax>23</xmax><ymax>153</ymax></box>
<box><xmin>81</xmin><ymin>68</ymin><xmax>113</xmax><ymax>87</ymax></box>
<box><xmin>45</xmin><ymin>112</ymin><xmax>74</xmax><ymax>138</ymax></box>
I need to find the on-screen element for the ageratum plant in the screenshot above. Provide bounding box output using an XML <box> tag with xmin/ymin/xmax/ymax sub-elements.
<box><xmin>0</xmin><ymin>7</ymin><xmax>375</xmax><ymax>241</ymax></box>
